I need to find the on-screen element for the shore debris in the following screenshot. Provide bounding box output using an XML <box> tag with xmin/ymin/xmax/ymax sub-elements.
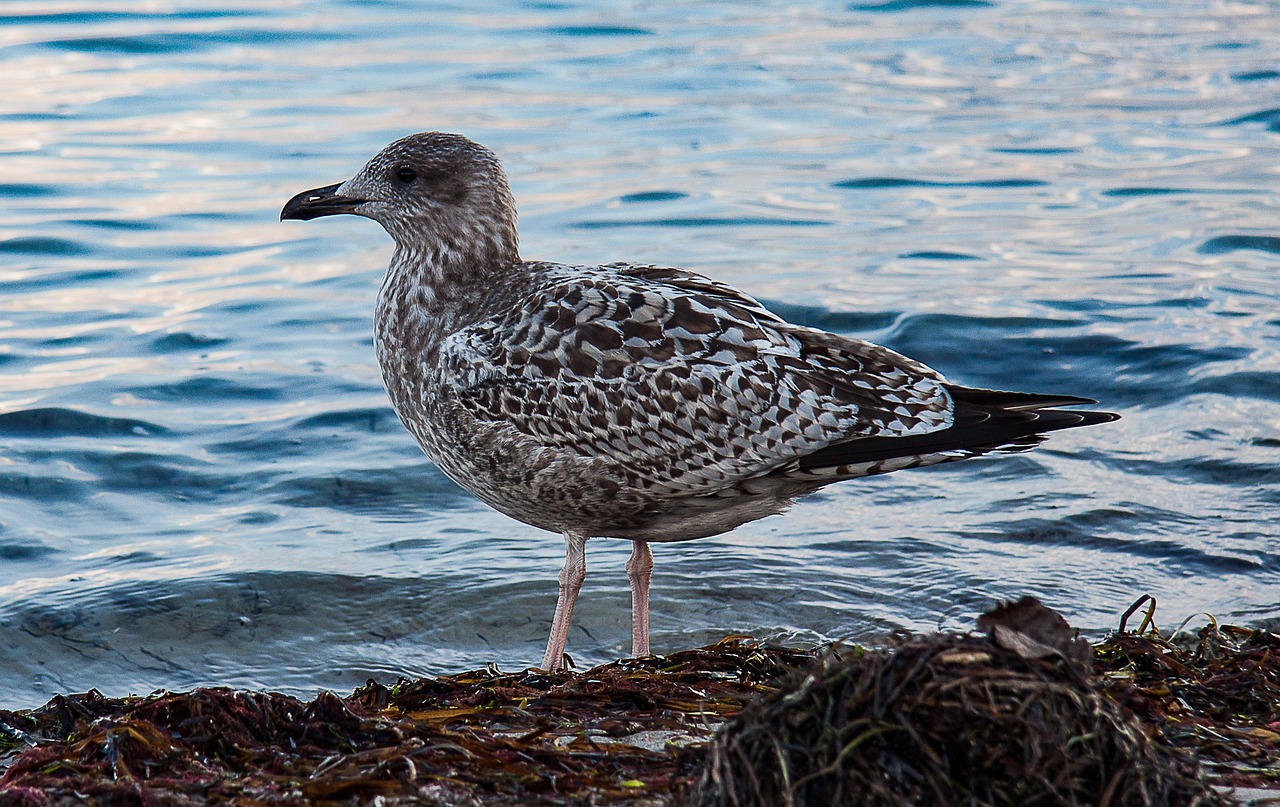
<box><xmin>0</xmin><ymin>639</ymin><xmax>813</xmax><ymax>805</ymax></box>
<box><xmin>688</xmin><ymin>597</ymin><xmax>1227</xmax><ymax>807</ymax></box>
<box><xmin>1095</xmin><ymin>596</ymin><xmax>1280</xmax><ymax>792</ymax></box>
<box><xmin>1</xmin><ymin>597</ymin><xmax>1276</xmax><ymax>805</ymax></box>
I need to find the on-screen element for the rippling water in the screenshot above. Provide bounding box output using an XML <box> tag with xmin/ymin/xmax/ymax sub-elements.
<box><xmin>1</xmin><ymin>0</ymin><xmax>1278</xmax><ymax>708</ymax></box>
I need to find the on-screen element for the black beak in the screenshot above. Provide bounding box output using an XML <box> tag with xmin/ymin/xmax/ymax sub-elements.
<box><xmin>280</xmin><ymin>182</ymin><xmax>367</xmax><ymax>221</ymax></box>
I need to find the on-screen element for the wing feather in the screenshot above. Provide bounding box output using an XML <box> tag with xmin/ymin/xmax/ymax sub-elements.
<box><xmin>440</xmin><ymin>264</ymin><xmax>954</xmax><ymax>495</ymax></box>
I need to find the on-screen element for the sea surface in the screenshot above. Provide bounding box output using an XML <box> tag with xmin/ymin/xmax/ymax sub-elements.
<box><xmin>0</xmin><ymin>0</ymin><xmax>1277</xmax><ymax>709</ymax></box>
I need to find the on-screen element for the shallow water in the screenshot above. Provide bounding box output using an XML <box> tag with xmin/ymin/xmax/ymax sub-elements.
<box><xmin>1</xmin><ymin>0</ymin><xmax>1278</xmax><ymax>708</ymax></box>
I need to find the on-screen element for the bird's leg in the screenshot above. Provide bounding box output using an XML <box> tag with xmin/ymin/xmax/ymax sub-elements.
<box><xmin>541</xmin><ymin>531</ymin><xmax>587</xmax><ymax>672</ymax></box>
<box><xmin>626</xmin><ymin>539</ymin><xmax>653</xmax><ymax>658</ymax></box>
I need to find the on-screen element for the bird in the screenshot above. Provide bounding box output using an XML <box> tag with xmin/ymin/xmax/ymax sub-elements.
<box><xmin>281</xmin><ymin>132</ymin><xmax>1118</xmax><ymax>673</ymax></box>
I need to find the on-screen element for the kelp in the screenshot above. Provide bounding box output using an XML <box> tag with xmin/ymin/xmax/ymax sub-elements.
<box><xmin>0</xmin><ymin>598</ymin><xmax>1276</xmax><ymax>806</ymax></box>
<box><xmin>1095</xmin><ymin>596</ymin><xmax>1280</xmax><ymax>791</ymax></box>
<box><xmin>0</xmin><ymin>639</ymin><xmax>813</xmax><ymax>805</ymax></box>
<box><xmin>686</xmin><ymin>598</ymin><xmax>1228</xmax><ymax>807</ymax></box>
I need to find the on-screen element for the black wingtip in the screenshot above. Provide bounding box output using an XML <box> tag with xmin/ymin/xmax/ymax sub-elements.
<box><xmin>1028</xmin><ymin>407</ymin><xmax>1121</xmax><ymax>433</ymax></box>
<box><xmin>944</xmin><ymin>385</ymin><xmax>1101</xmax><ymax>411</ymax></box>
<box><xmin>1081</xmin><ymin>410</ymin><xmax>1121</xmax><ymax>425</ymax></box>
<box><xmin>797</xmin><ymin>386</ymin><xmax>1119</xmax><ymax>471</ymax></box>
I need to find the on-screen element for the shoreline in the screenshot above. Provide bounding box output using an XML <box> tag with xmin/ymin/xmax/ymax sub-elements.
<box><xmin>1</xmin><ymin>614</ymin><xmax>1277</xmax><ymax>805</ymax></box>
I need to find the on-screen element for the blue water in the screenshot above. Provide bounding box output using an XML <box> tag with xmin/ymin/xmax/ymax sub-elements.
<box><xmin>1</xmin><ymin>0</ymin><xmax>1278</xmax><ymax>709</ymax></box>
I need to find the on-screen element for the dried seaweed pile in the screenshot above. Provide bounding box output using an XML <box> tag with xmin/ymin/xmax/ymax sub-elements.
<box><xmin>1096</xmin><ymin>598</ymin><xmax>1280</xmax><ymax>790</ymax></box>
<box><xmin>0</xmin><ymin>639</ymin><xmax>814</xmax><ymax>806</ymax></box>
<box><xmin>687</xmin><ymin>598</ymin><xmax>1230</xmax><ymax>807</ymax></box>
<box><xmin>1</xmin><ymin>599</ymin><xmax>1277</xmax><ymax>806</ymax></box>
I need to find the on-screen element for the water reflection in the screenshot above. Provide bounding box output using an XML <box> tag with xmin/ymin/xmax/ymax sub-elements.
<box><xmin>0</xmin><ymin>0</ymin><xmax>1277</xmax><ymax>708</ymax></box>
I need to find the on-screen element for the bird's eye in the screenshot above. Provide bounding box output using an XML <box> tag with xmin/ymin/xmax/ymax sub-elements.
<box><xmin>395</xmin><ymin>167</ymin><xmax>417</xmax><ymax>184</ymax></box>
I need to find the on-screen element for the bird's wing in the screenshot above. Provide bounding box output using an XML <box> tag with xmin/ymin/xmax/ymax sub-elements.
<box><xmin>439</xmin><ymin>264</ymin><xmax>953</xmax><ymax>495</ymax></box>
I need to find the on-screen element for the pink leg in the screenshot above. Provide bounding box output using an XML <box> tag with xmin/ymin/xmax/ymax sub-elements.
<box><xmin>540</xmin><ymin>531</ymin><xmax>587</xmax><ymax>672</ymax></box>
<box><xmin>626</xmin><ymin>540</ymin><xmax>653</xmax><ymax>658</ymax></box>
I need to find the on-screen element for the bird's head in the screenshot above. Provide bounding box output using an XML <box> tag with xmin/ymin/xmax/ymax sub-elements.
<box><xmin>281</xmin><ymin>132</ymin><xmax>519</xmax><ymax>266</ymax></box>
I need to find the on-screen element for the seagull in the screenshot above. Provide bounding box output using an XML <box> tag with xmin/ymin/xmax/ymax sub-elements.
<box><xmin>281</xmin><ymin>132</ymin><xmax>1118</xmax><ymax>672</ymax></box>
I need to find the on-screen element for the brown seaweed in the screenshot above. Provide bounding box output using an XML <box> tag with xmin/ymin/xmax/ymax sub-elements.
<box><xmin>1095</xmin><ymin>597</ymin><xmax>1280</xmax><ymax>791</ymax></box>
<box><xmin>0</xmin><ymin>639</ymin><xmax>814</xmax><ymax>805</ymax></box>
<box><xmin>686</xmin><ymin>616</ymin><xmax>1225</xmax><ymax>805</ymax></box>
<box><xmin>1</xmin><ymin>598</ymin><xmax>1277</xmax><ymax>806</ymax></box>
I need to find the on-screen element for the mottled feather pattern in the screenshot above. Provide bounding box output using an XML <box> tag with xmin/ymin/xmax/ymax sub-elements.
<box><xmin>438</xmin><ymin>263</ymin><xmax>954</xmax><ymax>501</ymax></box>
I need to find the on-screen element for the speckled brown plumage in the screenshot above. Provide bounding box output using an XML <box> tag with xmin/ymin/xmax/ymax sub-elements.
<box><xmin>281</xmin><ymin>132</ymin><xmax>1119</xmax><ymax>672</ymax></box>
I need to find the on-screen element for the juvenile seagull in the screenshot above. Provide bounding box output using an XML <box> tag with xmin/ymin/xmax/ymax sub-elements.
<box><xmin>281</xmin><ymin>132</ymin><xmax>1118</xmax><ymax>672</ymax></box>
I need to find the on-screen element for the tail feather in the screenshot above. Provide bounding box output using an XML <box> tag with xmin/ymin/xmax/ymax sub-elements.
<box><xmin>797</xmin><ymin>384</ymin><xmax>1119</xmax><ymax>470</ymax></box>
<box><xmin>942</xmin><ymin>385</ymin><xmax>1099</xmax><ymax>411</ymax></box>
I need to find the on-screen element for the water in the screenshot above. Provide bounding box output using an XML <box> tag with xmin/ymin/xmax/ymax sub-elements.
<box><xmin>1</xmin><ymin>0</ymin><xmax>1277</xmax><ymax>709</ymax></box>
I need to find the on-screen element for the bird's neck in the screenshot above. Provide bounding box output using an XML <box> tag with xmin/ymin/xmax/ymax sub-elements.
<box><xmin>373</xmin><ymin>239</ymin><xmax>521</xmax><ymax>373</ymax></box>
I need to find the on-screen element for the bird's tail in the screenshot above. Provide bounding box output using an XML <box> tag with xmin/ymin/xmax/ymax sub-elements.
<box><xmin>796</xmin><ymin>385</ymin><xmax>1119</xmax><ymax>471</ymax></box>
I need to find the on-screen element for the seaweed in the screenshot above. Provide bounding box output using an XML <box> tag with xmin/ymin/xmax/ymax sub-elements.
<box><xmin>0</xmin><ymin>639</ymin><xmax>814</xmax><ymax>805</ymax></box>
<box><xmin>685</xmin><ymin>598</ymin><xmax>1227</xmax><ymax>807</ymax></box>
<box><xmin>0</xmin><ymin>598</ymin><xmax>1276</xmax><ymax>806</ymax></box>
<box><xmin>1095</xmin><ymin>596</ymin><xmax>1280</xmax><ymax>790</ymax></box>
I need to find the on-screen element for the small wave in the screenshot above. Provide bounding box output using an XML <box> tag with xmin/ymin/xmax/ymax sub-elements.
<box><xmin>294</xmin><ymin>408</ymin><xmax>399</xmax><ymax>432</ymax></box>
<box><xmin>268</xmin><ymin>467</ymin><xmax>471</xmax><ymax>516</ymax></box>
<box><xmin>0</xmin><ymin>9</ymin><xmax>258</xmax><ymax>24</ymax></box>
<box><xmin>973</xmin><ymin>509</ymin><xmax>1266</xmax><ymax>574</ymax></box>
<box><xmin>832</xmin><ymin>177</ymin><xmax>1043</xmax><ymax>189</ymax></box>
<box><xmin>1191</xmin><ymin>371</ymin><xmax>1280</xmax><ymax>402</ymax></box>
<box><xmin>0</xmin><ymin>183</ymin><xmax>55</xmax><ymax>198</ymax></box>
<box><xmin>898</xmin><ymin>251</ymin><xmax>979</xmax><ymax>260</ymax></box>
<box><xmin>849</xmin><ymin>0</ymin><xmax>993</xmax><ymax>11</ymax></box>
<box><xmin>0</xmin><ymin>542</ymin><xmax>60</xmax><ymax>561</ymax></box>
<box><xmin>1</xmin><ymin>268</ymin><xmax>125</xmax><ymax>295</ymax></box>
<box><xmin>1220</xmin><ymin>108</ymin><xmax>1280</xmax><ymax>131</ymax></box>
<box><xmin>101</xmin><ymin>550</ymin><xmax>165</xmax><ymax>567</ymax></box>
<box><xmin>41</xmin><ymin>28</ymin><xmax>343</xmax><ymax>55</ymax></box>
<box><xmin>0</xmin><ymin>473</ymin><xmax>85</xmax><ymax>501</ymax></box>
<box><xmin>619</xmin><ymin>191</ymin><xmax>688</xmax><ymax>203</ymax></box>
<box><xmin>1232</xmin><ymin>70</ymin><xmax>1280</xmax><ymax>82</ymax></box>
<box><xmin>886</xmin><ymin>315</ymin><xmax>1249</xmax><ymax>407</ymax></box>
<box><xmin>66</xmin><ymin>218</ymin><xmax>161</xmax><ymax>231</ymax></box>
<box><xmin>128</xmin><ymin>376</ymin><xmax>284</xmax><ymax>402</ymax></box>
<box><xmin>571</xmin><ymin>217</ymin><xmax>829</xmax><ymax>229</ymax></box>
<box><xmin>1086</xmin><ymin>341</ymin><xmax>1249</xmax><ymax>406</ymax></box>
<box><xmin>0</xmin><ymin>408</ymin><xmax>166</xmax><ymax>438</ymax></box>
<box><xmin>1198</xmin><ymin>235</ymin><xmax>1280</xmax><ymax>255</ymax></box>
<box><xmin>85</xmin><ymin>451</ymin><xmax>237</xmax><ymax>500</ymax></box>
<box><xmin>543</xmin><ymin>26</ymin><xmax>655</xmax><ymax>37</ymax></box>
<box><xmin>1112</xmin><ymin>453</ymin><xmax>1280</xmax><ymax>490</ymax></box>
<box><xmin>990</xmin><ymin>147</ymin><xmax>1076</xmax><ymax>155</ymax></box>
<box><xmin>761</xmin><ymin>301</ymin><xmax>899</xmax><ymax>333</ymax></box>
<box><xmin>43</xmin><ymin>34</ymin><xmax>197</xmax><ymax>54</ymax></box>
<box><xmin>1180</xmin><ymin>456</ymin><xmax>1280</xmax><ymax>487</ymax></box>
<box><xmin>212</xmin><ymin>409</ymin><xmax>405</xmax><ymax>461</ymax></box>
<box><xmin>890</xmin><ymin>311</ymin><xmax>1084</xmax><ymax>337</ymax></box>
<box><xmin>359</xmin><ymin>537</ymin><xmax>439</xmax><ymax>554</ymax></box>
<box><xmin>151</xmin><ymin>332</ymin><xmax>230</xmax><ymax>352</ymax></box>
<box><xmin>1102</xmin><ymin>187</ymin><xmax>1193</xmax><ymax>197</ymax></box>
<box><xmin>1040</xmin><ymin>295</ymin><xmax>1209</xmax><ymax>313</ymax></box>
<box><xmin>0</xmin><ymin>237</ymin><xmax>88</xmax><ymax>256</ymax></box>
